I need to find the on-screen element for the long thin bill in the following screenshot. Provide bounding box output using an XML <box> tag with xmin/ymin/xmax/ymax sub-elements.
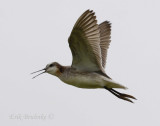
<box><xmin>31</xmin><ymin>68</ymin><xmax>45</xmax><ymax>74</ymax></box>
<box><xmin>32</xmin><ymin>71</ymin><xmax>46</xmax><ymax>79</ymax></box>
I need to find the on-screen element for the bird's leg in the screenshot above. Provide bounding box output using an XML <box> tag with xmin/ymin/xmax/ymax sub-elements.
<box><xmin>104</xmin><ymin>86</ymin><xmax>136</xmax><ymax>103</ymax></box>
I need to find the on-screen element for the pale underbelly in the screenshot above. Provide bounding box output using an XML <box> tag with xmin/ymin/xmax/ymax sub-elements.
<box><xmin>60</xmin><ymin>74</ymin><xmax>105</xmax><ymax>88</ymax></box>
<box><xmin>58</xmin><ymin>72</ymin><xmax>126</xmax><ymax>89</ymax></box>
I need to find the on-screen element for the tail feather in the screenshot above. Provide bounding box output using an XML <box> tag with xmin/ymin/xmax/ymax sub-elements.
<box><xmin>105</xmin><ymin>80</ymin><xmax>127</xmax><ymax>89</ymax></box>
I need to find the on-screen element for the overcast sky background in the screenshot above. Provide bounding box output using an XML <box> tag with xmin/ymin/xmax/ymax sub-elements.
<box><xmin>0</xmin><ymin>0</ymin><xmax>160</xmax><ymax>126</ymax></box>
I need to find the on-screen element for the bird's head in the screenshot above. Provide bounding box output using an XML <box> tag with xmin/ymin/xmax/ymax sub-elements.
<box><xmin>31</xmin><ymin>62</ymin><xmax>62</xmax><ymax>78</ymax></box>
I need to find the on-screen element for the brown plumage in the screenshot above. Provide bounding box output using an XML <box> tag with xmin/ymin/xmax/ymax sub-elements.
<box><xmin>68</xmin><ymin>10</ymin><xmax>104</xmax><ymax>73</ymax></box>
<box><xmin>32</xmin><ymin>9</ymin><xmax>136</xmax><ymax>103</ymax></box>
<box><xmin>99</xmin><ymin>21</ymin><xmax>111</xmax><ymax>68</ymax></box>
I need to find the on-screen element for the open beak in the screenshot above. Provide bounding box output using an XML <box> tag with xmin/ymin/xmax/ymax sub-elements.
<box><xmin>31</xmin><ymin>68</ymin><xmax>46</xmax><ymax>79</ymax></box>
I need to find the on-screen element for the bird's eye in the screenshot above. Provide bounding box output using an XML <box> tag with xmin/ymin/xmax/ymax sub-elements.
<box><xmin>49</xmin><ymin>64</ymin><xmax>53</xmax><ymax>67</ymax></box>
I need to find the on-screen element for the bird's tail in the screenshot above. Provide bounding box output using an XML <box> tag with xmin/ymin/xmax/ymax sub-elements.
<box><xmin>104</xmin><ymin>79</ymin><xmax>127</xmax><ymax>89</ymax></box>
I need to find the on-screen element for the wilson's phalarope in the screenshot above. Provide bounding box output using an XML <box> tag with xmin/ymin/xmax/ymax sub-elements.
<box><xmin>32</xmin><ymin>10</ymin><xmax>136</xmax><ymax>103</ymax></box>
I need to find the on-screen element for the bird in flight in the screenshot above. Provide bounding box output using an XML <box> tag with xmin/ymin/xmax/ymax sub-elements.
<box><xmin>32</xmin><ymin>10</ymin><xmax>136</xmax><ymax>103</ymax></box>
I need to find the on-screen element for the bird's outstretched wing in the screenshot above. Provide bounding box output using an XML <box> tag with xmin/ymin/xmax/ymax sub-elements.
<box><xmin>99</xmin><ymin>21</ymin><xmax>111</xmax><ymax>68</ymax></box>
<box><xmin>68</xmin><ymin>10</ymin><xmax>104</xmax><ymax>72</ymax></box>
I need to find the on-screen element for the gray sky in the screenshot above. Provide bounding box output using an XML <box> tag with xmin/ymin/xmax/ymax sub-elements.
<box><xmin>0</xmin><ymin>0</ymin><xmax>160</xmax><ymax>125</ymax></box>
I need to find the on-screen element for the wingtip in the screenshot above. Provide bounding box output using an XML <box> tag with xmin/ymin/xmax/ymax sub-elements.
<box><xmin>85</xmin><ymin>9</ymin><xmax>94</xmax><ymax>14</ymax></box>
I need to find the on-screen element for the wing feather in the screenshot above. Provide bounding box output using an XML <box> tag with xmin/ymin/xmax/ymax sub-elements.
<box><xmin>68</xmin><ymin>10</ymin><xmax>104</xmax><ymax>72</ymax></box>
<box><xmin>99</xmin><ymin>21</ymin><xmax>111</xmax><ymax>68</ymax></box>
